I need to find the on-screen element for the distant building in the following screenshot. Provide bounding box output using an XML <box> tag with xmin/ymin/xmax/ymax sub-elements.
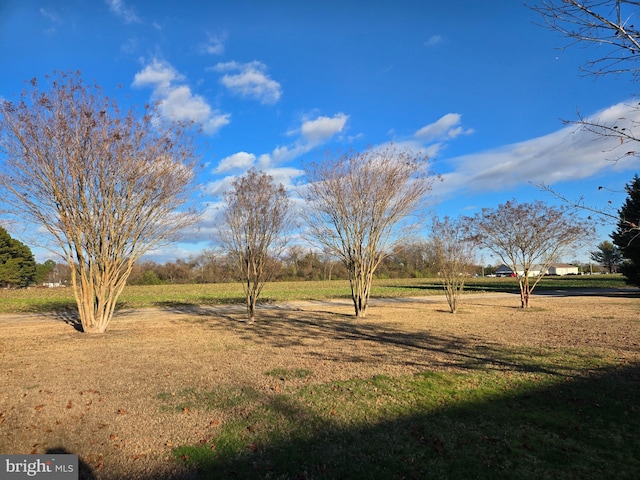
<box><xmin>546</xmin><ymin>264</ymin><xmax>579</xmax><ymax>276</ymax></box>
<box><xmin>494</xmin><ymin>264</ymin><xmax>544</xmax><ymax>277</ymax></box>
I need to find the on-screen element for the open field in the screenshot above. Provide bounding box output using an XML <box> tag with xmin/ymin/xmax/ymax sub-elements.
<box><xmin>1</xmin><ymin>281</ymin><xmax>639</xmax><ymax>479</ymax></box>
<box><xmin>0</xmin><ymin>274</ymin><xmax>628</xmax><ymax>313</ymax></box>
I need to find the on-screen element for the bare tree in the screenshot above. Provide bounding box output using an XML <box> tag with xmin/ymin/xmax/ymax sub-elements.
<box><xmin>219</xmin><ymin>169</ymin><xmax>292</xmax><ymax>322</ymax></box>
<box><xmin>429</xmin><ymin>216</ymin><xmax>476</xmax><ymax>314</ymax></box>
<box><xmin>532</xmin><ymin>0</ymin><xmax>640</xmax><ymax>79</ymax></box>
<box><xmin>302</xmin><ymin>145</ymin><xmax>438</xmax><ymax>318</ymax></box>
<box><xmin>0</xmin><ymin>72</ymin><xmax>200</xmax><ymax>333</ymax></box>
<box><xmin>532</xmin><ymin>1</ymin><xmax>640</xmax><ymax>229</ymax></box>
<box><xmin>466</xmin><ymin>200</ymin><xmax>592</xmax><ymax>308</ymax></box>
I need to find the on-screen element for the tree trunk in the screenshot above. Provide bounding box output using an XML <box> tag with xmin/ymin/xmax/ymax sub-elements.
<box><xmin>69</xmin><ymin>257</ymin><xmax>131</xmax><ymax>333</ymax></box>
<box><xmin>74</xmin><ymin>281</ymin><xmax>120</xmax><ymax>333</ymax></box>
<box><xmin>444</xmin><ymin>283</ymin><xmax>459</xmax><ymax>313</ymax></box>
<box><xmin>245</xmin><ymin>282</ymin><xmax>257</xmax><ymax>323</ymax></box>
<box><xmin>247</xmin><ymin>298</ymin><xmax>256</xmax><ymax>323</ymax></box>
<box><xmin>519</xmin><ymin>277</ymin><xmax>530</xmax><ymax>308</ymax></box>
<box><xmin>349</xmin><ymin>266</ymin><xmax>372</xmax><ymax>318</ymax></box>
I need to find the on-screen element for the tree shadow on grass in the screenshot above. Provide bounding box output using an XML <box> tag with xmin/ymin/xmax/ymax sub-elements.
<box><xmin>45</xmin><ymin>447</ymin><xmax>95</xmax><ymax>480</ymax></box>
<box><xmin>395</xmin><ymin>282</ymin><xmax>521</xmax><ymax>295</ymax></box>
<box><xmin>49</xmin><ymin>309</ymin><xmax>84</xmax><ymax>332</ymax></box>
<box><xmin>135</xmin><ymin>362</ymin><xmax>640</xmax><ymax>480</ymax></box>
<box><xmin>169</xmin><ymin>305</ymin><xmax>575</xmax><ymax>376</ymax></box>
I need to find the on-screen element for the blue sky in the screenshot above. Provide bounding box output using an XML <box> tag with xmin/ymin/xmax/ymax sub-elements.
<box><xmin>1</xmin><ymin>0</ymin><xmax>639</xmax><ymax>264</ymax></box>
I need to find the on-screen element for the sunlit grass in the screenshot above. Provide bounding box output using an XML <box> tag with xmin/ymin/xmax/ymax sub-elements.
<box><xmin>165</xmin><ymin>359</ymin><xmax>640</xmax><ymax>479</ymax></box>
<box><xmin>0</xmin><ymin>274</ymin><xmax>629</xmax><ymax>313</ymax></box>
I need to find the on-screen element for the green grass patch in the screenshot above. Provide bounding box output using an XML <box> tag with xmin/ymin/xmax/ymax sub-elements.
<box><xmin>167</xmin><ymin>363</ymin><xmax>640</xmax><ymax>479</ymax></box>
<box><xmin>157</xmin><ymin>386</ymin><xmax>262</xmax><ymax>413</ymax></box>
<box><xmin>265</xmin><ymin>368</ymin><xmax>313</xmax><ymax>380</ymax></box>
<box><xmin>0</xmin><ymin>275</ymin><xmax>631</xmax><ymax>313</ymax></box>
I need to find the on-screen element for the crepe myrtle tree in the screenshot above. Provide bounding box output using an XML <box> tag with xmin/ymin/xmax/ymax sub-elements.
<box><xmin>428</xmin><ymin>216</ymin><xmax>476</xmax><ymax>314</ymax></box>
<box><xmin>302</xmin><ymin>145</ymin><xmax>438</xmax><ymax>318</ymax></box>
<box><xmin>466</xmin><ymin>200</ymin><xmax>593</xmax><ymax>308</ymax></box>
<box><xmin>219</xmin><ymin>168</ymin><xmax>293</xmax><ymax>322</ymax></box>
<box><xmin>0</xmin><ymin>71</ymin><xmax>200</xmax><ymax>333</ymax></box>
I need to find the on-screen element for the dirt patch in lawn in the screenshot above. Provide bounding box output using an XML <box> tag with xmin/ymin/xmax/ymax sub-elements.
<box><xmin>1</xmin><ymin>292</ymin><xmax>639</xmax><ymax>479</ymax></box>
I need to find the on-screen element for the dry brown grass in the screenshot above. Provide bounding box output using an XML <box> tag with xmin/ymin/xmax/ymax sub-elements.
<box><xmin>1</xmin><ymin>292</ymin><xmax>639</xmax><ymax>479</ymax></box>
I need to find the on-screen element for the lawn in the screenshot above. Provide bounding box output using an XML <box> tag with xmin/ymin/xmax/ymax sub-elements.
<box><xmin>0</xmin><ymin>278</ymin><xmax>638</xmax><ymax>479</ymax></box>
<box><xmin>0</xmin><ymin>274</ymin><xmax>628</xmax><ymax>313</ymax></box>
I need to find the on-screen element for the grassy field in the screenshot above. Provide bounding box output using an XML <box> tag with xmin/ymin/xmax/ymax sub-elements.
<box><xmin>1</xmin><ymin>275</ymin><xmax>637</xmax><ymax>479</ymax></box>
<box><xmin>0</xmin><ymin>274</ymin><xmax>629</xmax><ymax>313</ymax></box>
<box><xmin>169</xmin><ymin>366</ymin><xmax>639</xmax><ymax>479</ymax></box>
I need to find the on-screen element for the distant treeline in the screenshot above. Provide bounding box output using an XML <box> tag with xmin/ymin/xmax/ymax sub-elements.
<box><xmin>34</xmin><ymin>242</ymin><xmax>599</xmax><ymax>287</ymax></box>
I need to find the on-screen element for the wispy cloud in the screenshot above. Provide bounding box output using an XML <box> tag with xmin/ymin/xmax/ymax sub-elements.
<box><xmin>199</xmin><ymin>32</ymin><xmax>227</xmax><ymax>55</ymax></box>
<box><xmin>414</xmin><ymin>113</ymin><xmax>474</xmax><ymax>141</ymax></box>
<box><xmin>434</xmin><ymin>101</ymin><xmax>640</xmax><ymax>199</ymax></box>
<box><xmin>132</xmin><ymin>58</ymin><xmax>230</xmax><ymax>135</ymax></box>
<box><xmin>210</xmin><ymin>61</ymin><xmax>282</xmax><ymax>104</ymax></box>
<box><xmin>425</xmin><ymin>35</ymin><xmax>443</xmax><ymax>47</ymax></box>
<box><xmin>39</xmin><ymin>8</ymin><xmax>59</xmax><ymax>22</ymax></box>
<box><xmin>105</xmin><ymin>0</ymin><xmax>140</xmax><ymax>24</ymax></box>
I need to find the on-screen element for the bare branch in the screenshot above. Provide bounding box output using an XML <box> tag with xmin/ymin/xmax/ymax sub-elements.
<box><xmin>429</xmin><ymin>216</ymin><xmax>476</xmax><ymax>313</ymax></box>
<box><xmin>531</xmin><ymin>0</ymin><xmax>640</xmax><ymax>79</ymax></box>
<box><xmin>466</xmin><ymin>200</ymin><xmax>594</xmax><ymax>308</ymax></box>
<box><xmin>0</xmin><ymin>71</ymin><xmax>200</xmax><ymax>333</ymax></box>
<box><xmin>218</xmin><ymin>169</ymin><xmax>293</xmax><ymax>322</ymax></box>
<box><xmin>301</xmin><ymin>145</ymin><xmax>438</xmax><ymax>317</ymax></box>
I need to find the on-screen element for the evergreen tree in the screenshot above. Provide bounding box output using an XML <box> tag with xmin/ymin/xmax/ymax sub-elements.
<box><xmin>35</xmin><ymin>259</ymin><xmax>56</xmax><ymax>284</ymax></box>
<box><xmin>0</xmin><ymin>226</ymin><xmax>36</xmax><ymax>287</ymax></box>
<box><xmin>590</xmin><ymin>241</ymin><xmax>623</xmax><ymax>274</ymax></box>
<box><xmin>612</xmin><ymin>174</ymin><xmax>640</xmax><ymax>287</ymax></box>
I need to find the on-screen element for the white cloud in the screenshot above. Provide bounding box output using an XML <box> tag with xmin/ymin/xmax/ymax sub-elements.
<box><xmin>105</xmin><ymin>0</ymin><xmax>140</xmax><ymax>24</ymax></box>
<box><xmin>433</xmin><ymin>101</ymin><xmax>640</xmax><ymax>199</ymax></box>
<box><xmin>262</xmin><ymin>113</ymin><xmax>350</xmax><ymax>166</ymax></box>
<box><xmin>216</xmin><ymin>151</ymin><xmax>256</xmax><ymax>173</ymax></box>
<box><xmin>205</xmin><ymin>167</ymin><xmax>304</xmax><ymax>199</ymax></box>
<box><xmin>414</xmin><ymin>113</ymin><xmax>473</xmax><ymax>141</ymax></box>
<box><xmin>133</xmin><ymin>59</ymin><xmax>181</xmax><ymax>89</ymax></box>
<box><xmin>264</xmin><ymin>167</ymin><xmax>305</xmax><ymax>189</ymax></box>
<box><xmin>199</xmin><ymin>32</ymin><xmax>227</xmax><ymax>55</ymax></box>
<box><xmin>204</xmin><ymin>176</ymin><xmax>237</xmax><ymax>198</ymax></box>
<box><xmin>210</xmin><ymin>61</ymin><xmax>282</xmax><ymax>104</ymax></box>
<box><xmin>300</xmin><ymin>113</ymin><xmax>349</xmax><ymax>144</ymax></box>
<box><xmin>133</xmin><ymin>59</ymin><xmax>230</xmax><ymax>135</ymax></box>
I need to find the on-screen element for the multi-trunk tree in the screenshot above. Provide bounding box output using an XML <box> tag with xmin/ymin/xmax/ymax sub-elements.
<box><xmin>302</xmin><ymin>145</ymin><xmax>438</xmax><ymax>318</ymax></box>
<box><xmin>219</xmin><ymin>169</ymin><xmax>292</xmax><ymax>322</ymax></box>
<box><xmin>0</xmin><ymin>72</ymin><xmax>200</xmax><ymax>333</ymax></box>
<box><xmin>467</xmin><ymin>200</ymin><xmax>592</xmax><ymax>308</ymax></box>
<box><xmin>429</xmin><ymin>216</ymin><xmax>475</xmax><ymax>314</ymax></box>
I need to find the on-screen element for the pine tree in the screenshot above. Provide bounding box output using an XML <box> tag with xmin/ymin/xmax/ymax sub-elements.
<box><xmin>0</xmin><ymin>226</ymin><xmax>36</xmax><ymax>287</ymax></box>
<box><xmin>612</xmin><ymin>174</ymin><xmax>640</xmax><ymax>287</ymax></box>
<box><xmin>590</xmin><ymin>241</ymin><xmax>623</xmax><ymax>274</ymax></box>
